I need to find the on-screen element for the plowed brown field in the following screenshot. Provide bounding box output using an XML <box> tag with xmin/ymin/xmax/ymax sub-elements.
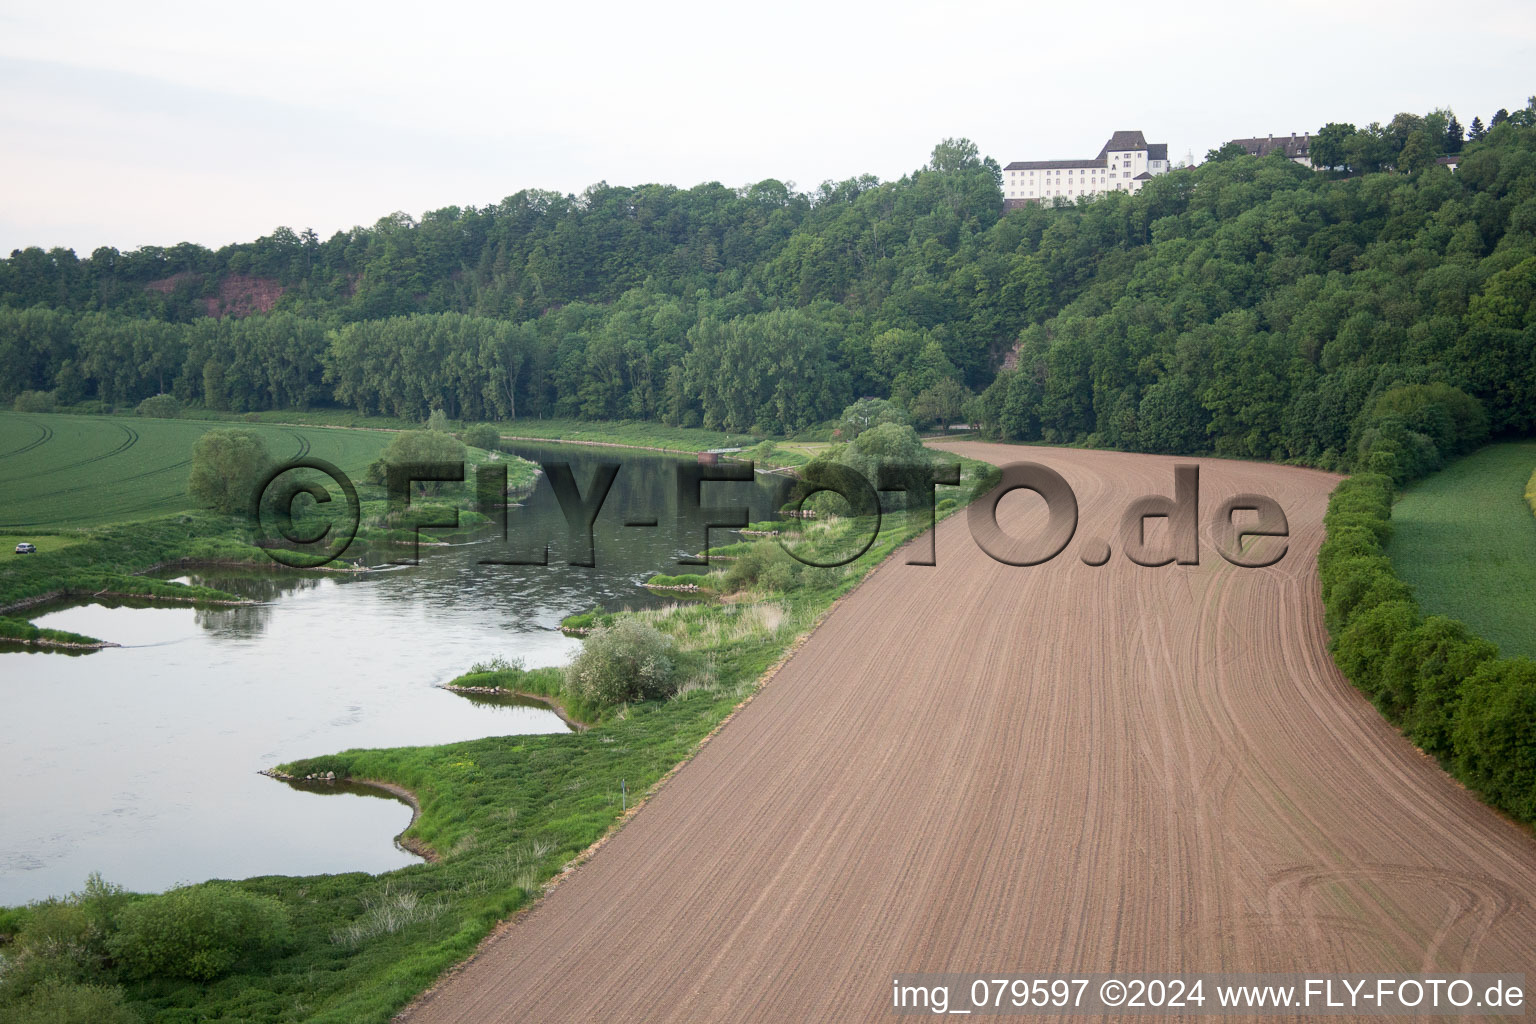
<box><xmin>402</xmin><ymin>444</ymin><xmax>1536</xmax><ymax>1023</ymax></box>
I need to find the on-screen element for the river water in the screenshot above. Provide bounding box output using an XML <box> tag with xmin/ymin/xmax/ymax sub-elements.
<box><xmin>0</xmin><ymin>444</ymin><xmax>785</xmax><ymax>904</ymax></box>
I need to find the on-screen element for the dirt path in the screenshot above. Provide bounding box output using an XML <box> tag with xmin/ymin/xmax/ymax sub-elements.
<box><xmin>402</xmin><ymin>444</ymin><xmax>1536</xmax><ymax>1023</ymax></box>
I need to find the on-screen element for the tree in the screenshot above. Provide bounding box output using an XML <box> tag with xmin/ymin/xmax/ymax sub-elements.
<box><xmin>927</xmin><ymin>138</ymin><xmax>981</xmax><ymax>173</ymax></box>
<box><xmin>1468</xmin><ymin>116</ymin><xmax>1486</xmax><ymax>141</ymax></box>
<box><xmin>135</xmin><ymin>393</ymin><xmax>181</xmax><ymax>418</ymax></box>
<box><xmin>1310</xmin><ymin>122</ymin><xmax>1356</xmax><ymax>172</ymax></box>
<box><xmin>188</xmin><ymin>428</ymin><xmax>271</xmax><ymax>514</ymax></box>
<box><xmin>837</xmin><ymin>397</ymin><xmax>908</xmax><ymax>440</ymax></box>
<box><xmin>911</xmin><ymin>378</ymin><xmax>970</xmax><ymax>432</ymax></box>
<box><xmin>1452</xmin><ymin>658</ymin><xmax>1536</xmax><ymax>820</ymax></box>
<box><xmin>1136</xmin><ymin>375</ymin><xmax>1208</xmax><ymax>453</ymax></box>
<box><xmin>12</xmin><ymin>389</ymin><xmax>55</xmax><ymax>412</ymax></box>
<box><xmin>365</xmin><ymin>429</ymin><xmax>466</xmax><ymax>496</ymax></box>
<box><xmin>425</xmin><ymin>407</ymin><xmax>450</xmax><ymax>432</ymax></box>
<box><xmin>1445</xmin><ymin>114</ymin><xmax>1464</xmax><ymax>153</ymax></box>
<box><xmin>1491</xmin><ymin>108</ymin><xmax>1510</xmax><ymax>127</ymax></box>
<box><xmin>1398</xmin><ymin>130</ymin><xmax>1433</xmax><ymax>173</ymax></box>
<box><xmin>1204</xmin><ymin>141</ymin><xmax>1250</xmax><ymax>163</ymax></box>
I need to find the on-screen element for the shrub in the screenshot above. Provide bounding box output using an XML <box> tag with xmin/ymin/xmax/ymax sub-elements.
<box><xmin>1391</xmin><ymin>617</ymin><xmax>1498</xmax><ymax>757</ymax></box>
<box><xmin>365</xmin><ymin>430</ymin><xmax>466</xmax><ymax>496</ymax></box>
<box><xmin>0</xmin><ymin>979</ymin><xmax>140</xmax><ymax>1024</ymax></box>
<box><xmin>65</xmin><ymin>400</ymin><xmax>111</xmax><ymax>415</ymax></box>
<box><xmin>461</xmin><ymin>423</ymin><xmax>501</xmax><ymax>450</ymax></box>
<box><xmin>0</xmin><ymin>875</ymin><xmax>127</xmax><ymax>1000</ymax></box>
<box><xmin>1452</xmin><ymin>658</ymin><xmax>1536</xmax><ymax>821</ymax></box>
<box><xmin>721</xmin><ymin>542</ymin><xmax>800</xmax><ymax>594</ymax></box>
<box><xmin>2</xmin><ymin>902</ymin><xmax>102</xmax><ymax>996</ymax></box>
<box><xmin>565</xmin><ymin>619</ymin><xmax>676</xmax><ymax>705</ymax></box>
<box><xmin>0</xmin><ymin>906</ymin><xmax>28</xmax><ymax>941</ymax></box>
<box><xmin>11</xmin><ymin>389</ymin><xmax>56</xmax><ymax>413</ymax></box>
<box><xmin>134</xmin><ymin>394</ymin><xmax>181</xmax><ymax>418</ymax></box>
<box><xmin>425</xmin><ymin>408</ymin><xmax>451</xmax><ymax>433</ymax></box>
<box><xmin>188</xmin><ymin>429</ymin><xmax>273</xmax><ymax>515</ymax></box>
<box><xmin>106</xmin><ymin>884</ymin><xmax>291</xmax><ymax>981</ymax></box>
<box><xmin>1319</xmin><ymin>555</ymin><xmax>1413</xmax><ymax>634</ymax></box>
<box><xmin>1334</xmin><ymin>599</ymin><xmax>1420</xmax><ymax>707</ymax></box>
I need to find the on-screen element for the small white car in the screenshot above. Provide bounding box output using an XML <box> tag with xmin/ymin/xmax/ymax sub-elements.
<box><xmin>14</xmin><ymin>542</ymin><xmax>37</xmax><ymax>554</ymax></box>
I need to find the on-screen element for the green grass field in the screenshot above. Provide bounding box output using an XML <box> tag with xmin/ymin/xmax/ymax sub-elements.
<box><xmin>0</xmin><ymin>412</ymin><xmax>394</xmax><ymax>530</ymax></box>
<box><xmin>1387</xmin><ymin>440</ymin><xmax>1536</xmax><ymax>659</ymax></box>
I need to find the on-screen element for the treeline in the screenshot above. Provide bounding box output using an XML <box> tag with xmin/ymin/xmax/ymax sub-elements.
<box><xmin>1319</xmin><ymin>414</ymin><xmax>1535</xmax><ymax>823</ymax></box>
<box><xmin>4</xmin><ymin>103</ymin><xmax>1536</xmax><ymax>455</ymax></box>
<box><xmin>975</xmin><ymin>101</ymin><xmax>1536</xmax><ymax>469</ymax></box>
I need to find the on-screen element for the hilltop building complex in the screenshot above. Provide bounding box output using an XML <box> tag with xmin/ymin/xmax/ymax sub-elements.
<box><xmin>1003</xmin><ymin>130</ymin><xmax>1169</xmax><ymax>208</ymax></box>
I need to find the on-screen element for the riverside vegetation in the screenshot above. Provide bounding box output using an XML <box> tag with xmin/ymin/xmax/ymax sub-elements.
<box><xmin>0</xmin><ymin>430</ymin><xmax>996</xmax><ymax>1023</ymax></box>
<box><xmin>0</xmin><ymin>411</ymin><xmax>536</xmax><ymax>645</ymax></box>
<box><xmin>5</xmin><ymin>95</ymin><xmax>1536</xmax><ymax>1022</ymax></box>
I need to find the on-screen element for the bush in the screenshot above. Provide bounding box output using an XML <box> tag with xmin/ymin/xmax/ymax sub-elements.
<box><xmin>134</xmin><ymin>394</ymin><xmax>181</xmax><ymax>418</ymax></box>
<box><xmin>461</xmin><ymin>423</ymin><xmax>501</xmax><ymax>450</ymax></box>
<box><xmin>365</xmin><ymin>430</ymin><xmax>466</xmax><ymax>496</ymax></box>
<box><xmin>12</xmin><ymin>389</ymin><xmax>56</xmax><ymax>413</ymax></box>
<box><xmin>1334</xmin><ymin>599</ymin><xmax>1420</xmax><ymax>706</ymax></box>
<box><xmin>0</xmin><ymin>980</ymin><xmax>140</xmax><ymax>1024</ymax></box>
<box><xmin>0</xmin><ymin>906</ymin><xmax>28</xmax><ymax>941</ymax></box>
<box><xmin>64</xmin><ymin>400</ymin><xmax>111</xmax><ymax>415</ymax></box>
<box><xmin>721</xmin><ymin>542</ymin><xmax>800</xmax><ymax>594</ymax></box>
<box><xmin>106</xmin><ymin>884</ymin><xmax>291</xmax><ymax>981</ymax></box>
<box><xmin>565</xmin><ymin>619</ymin><xmax>676</xmax><ymax>705</ymax></box>
<box><xmin>1452</xmin><ymin>658</ymin><xmax>1536</xmax><ymax>821</ymax></box>
<box><xmin>188</xmin><ymin>429</ymin><xmax>273</xmax><ymax>515</ymax></box>
<box><xmin>1391</xmin><ymin>617</ymin><xmax>1498</xmax><ymax>757</ymax></box>
<box><xmin>1319</xmin><ymin>555</ymin><xmax>1413</xmax><ymax>634</ymax></box>
<box><xmin>0</xmin><ymin>875</ymin><xmax>127</xmax><ymax>1001</ymax></box>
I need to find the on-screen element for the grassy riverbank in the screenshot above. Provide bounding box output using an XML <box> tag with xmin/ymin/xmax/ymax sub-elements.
<box><xmin>0</xmin><ymin>446</ymin><xmax>996</xmax><ymax>1023</ymax></box>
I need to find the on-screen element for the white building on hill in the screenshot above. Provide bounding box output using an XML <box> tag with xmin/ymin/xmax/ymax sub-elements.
<box><xmin>1003</xmin><ymin>130</ymin><xmax>1170</xmax><ymax>207</ymax></box>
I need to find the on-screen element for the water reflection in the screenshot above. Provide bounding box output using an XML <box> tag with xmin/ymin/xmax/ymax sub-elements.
<box><xmin>1</xmin><ymin>444</ymin><xmax>783</xmax><ymax>904</ymax></box>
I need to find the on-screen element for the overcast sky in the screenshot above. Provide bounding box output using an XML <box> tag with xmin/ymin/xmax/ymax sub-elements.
<box><xmin>2</xmin><ymin>0</ymin><xmax>1533</xmax><ymax>255</ymax></box>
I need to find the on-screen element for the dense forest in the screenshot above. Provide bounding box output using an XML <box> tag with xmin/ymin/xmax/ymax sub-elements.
<box><xmin>3</xmin><ymin>101</ymin><xmax>1535</xmax><ymax>470</ymax></box>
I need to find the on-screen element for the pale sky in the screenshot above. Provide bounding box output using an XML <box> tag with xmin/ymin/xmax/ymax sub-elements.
<box><xmin>2</xmin><ymin>0</ymin><xmax>1533</xmax><ymax>255</ymax></box>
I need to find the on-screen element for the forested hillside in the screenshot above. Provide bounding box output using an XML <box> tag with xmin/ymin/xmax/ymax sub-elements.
<box><xmin>3</xmin><ymin>103</ymin><xmax>1535</xmax><ymax>467</ymax></box>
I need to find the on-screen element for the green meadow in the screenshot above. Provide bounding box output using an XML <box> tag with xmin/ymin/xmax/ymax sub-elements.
<box><xmin>1388</xmin><ymin>440</ymin><xmax>1536</xmax><ymax>660</ymax></box>
<box><xmin>0</xmin><ymin>412</ymin><xmax>394</xmax><ymax>531</ymax></box>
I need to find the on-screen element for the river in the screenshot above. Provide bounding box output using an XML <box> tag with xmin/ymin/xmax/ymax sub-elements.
<box><xmin>0</xmin><ymin>444</ymin><xmax>785</xmax><ymax>904</ymax></box>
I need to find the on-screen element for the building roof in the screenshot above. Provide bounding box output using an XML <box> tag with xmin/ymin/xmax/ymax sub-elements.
<box><xmin>1005</xmin><ymin>131</ymin><xmax>1170</xmax><ymax>174</ymax></box>
<box><xmin>1004</xmin><ymin>158</ymin><xmax>1108</xmax><ymax>171</ymax></box>
<box><xmin>1133</xmin><ymin>172</ymin><xmax>1154</xmax><ymax>180</ymax></box>
<box><xmin>1230</xmin><ymin>133</ymin><xmax>1311</xmax><ymax>159</ymax></box>
<box><xmin>1096</xmin><ymin>130</ymin><xmax>1149</xmax><ymax>158</ymax></box>
<box><xmin>1436</xmin><ymin>155</ymin><xmax>1459</xmax><ymax>165</ymax></box>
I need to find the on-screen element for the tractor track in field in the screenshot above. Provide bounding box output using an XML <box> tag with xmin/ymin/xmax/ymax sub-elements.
<box><xmin>401</xmin><ymin>442</ymin><xmax>1536</xmax><ymax>1024</ymax></box>
<box><xmin>0</xmin><ymin>419</ymin><xmax>53</xmax><ymax>460</ymax></box>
